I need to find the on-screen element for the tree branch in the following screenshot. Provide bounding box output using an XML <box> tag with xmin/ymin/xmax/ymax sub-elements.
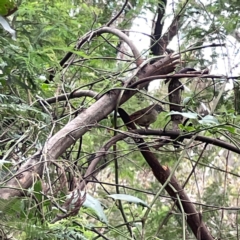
<box><xmin>81</xmin><ymin>129</ymin><xmax>216</xmax><ymax>240</ymax></box>
<box><xmin>43</xmin><ymin>90</ymin><xmax>101</xmax><ymax>104</ymax></box>
<box><xmin>0</xmin><ymin>54</ymin><xmax>179</xmax><ymax>199</ymax></box>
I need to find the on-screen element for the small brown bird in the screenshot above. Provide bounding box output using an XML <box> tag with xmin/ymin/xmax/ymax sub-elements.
<box><xmin>129</xmin><ymin>104</ymin><xmax>165</xmax><ymax>129</ymax></box>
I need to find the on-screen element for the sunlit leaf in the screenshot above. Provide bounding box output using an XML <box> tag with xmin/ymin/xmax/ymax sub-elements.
<box><xmin>108</xmin><ymin>194</ymin><xmax>150</xmax><ymax>208</ymax></box>
<box><xmin>198</xmin><ymin>115</ymin><xmax>219</xmax><ymax>125</ymax></box>
<box><xmin>82</xmin><ymin>193</ymin><xmax>108</xmax><ymax>224</ymax></box>
<box><xmin>167</xmin><ymin>111</ymin><xmax>198</xmax><ymax>119</ymax></box>
<box><xmin>0</xmin><ymin>15</ymin><xmax>16</xmax><ymax>40</ymax></box>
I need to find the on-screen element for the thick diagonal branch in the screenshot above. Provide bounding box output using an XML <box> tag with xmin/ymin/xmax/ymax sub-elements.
<box><xmin>0</xmin><ymin>54</ymin><xmax>179</xmax><ymax>199</ymax></box>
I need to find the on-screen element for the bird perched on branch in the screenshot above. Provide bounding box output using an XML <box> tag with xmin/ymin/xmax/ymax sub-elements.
<box><xmin>129</xmin><ymin>104</ymin><xmax>165</xmax><ymax>129</ymax></box>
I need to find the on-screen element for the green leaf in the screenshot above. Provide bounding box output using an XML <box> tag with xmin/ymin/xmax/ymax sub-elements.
<box><xmin>33</xmin><ymin>181</ymin><xmax>43</xmax><ymax>202</ymax></box>
<box><xmin>83</xmin><ymin>193</ymin><xmax>108</xmax><ymax>224</ymax></box>
<box><xmin>66</xmin><ymin>191</ymin><xmax>108</xmax><ymax>224</ymax></box>
<box><xmin>198</xmin><ymin>115</ymin><xmax>219</xmax><ymax>125</ymax></box>
<box><xmin>167</xmin><ymin>111</ymin><xmax>198</xmax><ymax>119</ymax></box>
<box><xmin>218</xmin><ymin>125</ymin><xmax>235</xmax><ymax>133</ymax></box>
<box><xmin>0</xmin><ymin>198</ymin><xmax>23</xmax><ymax>216</ymax></box>
<box><xmin>179</xmin><ymin>124</ymin><xmax>196</xmax><ymax>132</ymax></box>
<box><xmin>0</xmin><ymin>0</ymin><xmax>16</xmax><ymax>16</ymax></box>
<box><xmin>0</xmin><ymin>16</ymin><xmax>16</xmax><ymax>40</ymax></box>
<box><xmin>183</xmin><ymin>97</ymin><xmax>192</xmax><ymax>106</ymax></box>
<box><xmin>108</xmin><ymin>194</ymin><xmax>150</xmax><ymax>208</ymax></box>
